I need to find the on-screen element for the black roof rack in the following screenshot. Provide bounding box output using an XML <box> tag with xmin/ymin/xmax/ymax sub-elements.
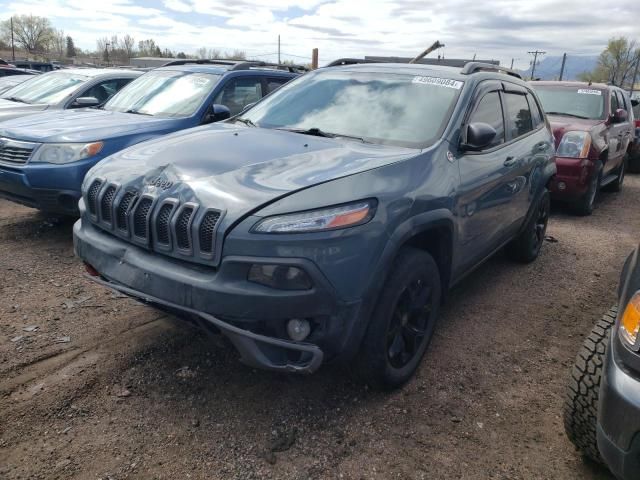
<box><xmin>325</xmin><ymin>58</ymin><xmax>382</xmax><ymax>67</ymax></box>
<box><xmin>460</xmin><ymin>62</ymin><xmax>522</xmax><ymax>79</ymax></box>
<box><xmin>162</xmin><ymin>58</ymin><xmax>308</xmax><ymax>73</ymax></box>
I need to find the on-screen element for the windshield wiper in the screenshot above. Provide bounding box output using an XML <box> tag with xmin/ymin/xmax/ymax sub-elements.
<box><xmin>235</xmin><ymin>117</ymin><xmax>256</xmax><ymax>127</ymax></box>
<box><xmin>546</xmin><ymin>111</ymin><xmax>590</xmax><ymax>120</ymax></box>
<box><xmin>125</xmin><ymin>109</ymin><xmax>152</xmax><ymax>116</ymax></box>
<box><xmin>5</xmin><ymin>96</ymin><xmax>29</xmax><ymax>104</ymax></box>
<box><xmin>277</xmin><ymin>127</ymin><xmax>368</xmax><ymax>143</ymax></box>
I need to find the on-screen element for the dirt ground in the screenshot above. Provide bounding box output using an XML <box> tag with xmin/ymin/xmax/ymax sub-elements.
<box><xmin>1</xmin><ymin>176</ymin><xmax>639</xmax><ymax>480</ymax></box>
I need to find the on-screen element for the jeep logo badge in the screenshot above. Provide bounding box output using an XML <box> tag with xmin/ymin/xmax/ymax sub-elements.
<box><xmin>146</xmin><ymin>177</ymin><xmax>174</xmax><ymax>190</ymax></box>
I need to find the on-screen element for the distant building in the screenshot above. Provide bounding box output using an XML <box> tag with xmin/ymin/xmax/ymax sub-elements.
<box><xmin>364</xmin><ymin>56</ymin><xmax>500</xmax><ymax>67</ymax></box>
<box><xmin>130</xmin><ymin>57</ymin><xmax>178</xmax><ymax>68</ymax></box>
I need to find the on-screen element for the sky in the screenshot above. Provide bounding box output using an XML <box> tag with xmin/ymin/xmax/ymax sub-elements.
<box><xmin>0</xmin><ymin>0</ymin><xmax>639</xmax><ymax>69</ymax></box>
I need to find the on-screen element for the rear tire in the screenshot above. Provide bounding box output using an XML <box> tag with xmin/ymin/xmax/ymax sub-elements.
<box><xmin>563</xmin><ymin>306</ymin><xmax>617</xmax><ymax>464</ymax></box>
<box><xmin>573</xmin><ymin>160</ymin><xmax>603</xmax><ymax>216</ymax></box>
<box><xmin>506</xmin><ymin>190</ymin><xmax>550</xmax><ymax>263</ymax></box>
<box><xmin>628</xmin><ymin>152</ymin><xmax>640</xmax><ymax>173</ymax></box>
<box><xmin>603</xmin><ymin>154</ymin><xmax>626</xmax><ymax>193</ymax></box>
<box><xmin>355</xmin><ymin>247</ymin><xmax>441</xmax><ymax>391</ymax></box>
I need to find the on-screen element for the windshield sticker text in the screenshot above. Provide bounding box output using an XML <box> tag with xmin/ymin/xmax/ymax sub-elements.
<box><xmin>577</xmin><ymin>89</ymin><xmax>601</xmax><ymax>95</ymax></box>
<box><xmin>412</xmin><ymin>76</ymin><xmax>463</xmax><ymax>89</ymax></box>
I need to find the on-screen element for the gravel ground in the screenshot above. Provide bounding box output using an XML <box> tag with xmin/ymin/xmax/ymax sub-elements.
<box><xmin>1</xmin><ymin>176</ymin><xmax>639</xmax><ymax>480</ymax></box>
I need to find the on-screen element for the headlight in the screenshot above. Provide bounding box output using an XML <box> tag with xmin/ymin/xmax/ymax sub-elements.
<box><xmin>620</xmin><ymin>292</ymin><xmax>640</xmax><ymax>346</ymax></box>
<box><xmin>31</xmin><ymin>142</ymin><xmax>103</xmax><ymax>164</ymax></box>
<box><xmin>557</xmin><ymin>131</ymin><xmax>591</xmax><ymax>158</ymax></box>
<box><xmin>252</xmin><ymin>200</ymin><xmax>376</xmax><ymax>233</ymax></box>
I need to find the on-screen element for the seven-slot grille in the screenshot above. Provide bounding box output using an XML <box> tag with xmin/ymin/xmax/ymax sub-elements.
<box><xmin>85</xmin><ymin>180</ymin><xmax>223</xmax><ymax>265</ymax></box>
<box><xmin>0</xmin><ymin>139</ymin><xmax>37</xmax><ymax>165</ymax></box>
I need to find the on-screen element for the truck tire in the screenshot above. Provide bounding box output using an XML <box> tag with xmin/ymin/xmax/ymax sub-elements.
<box><xmin>355</xmin><ymin>247</ymin><xmax>441</xmax><ymax>390</ymax></box>
<box><xmin>563</xmin><ymin>306</ymin><xmax>617</xmax><ymax>464</ymax></box>
<box><xmin>573</xmin><ymin>160</ymin><xmax>603</xmax><ymax>216</ymax></box>
<box><xmin>628</xmin><ymin>153</ymin><xmax>640</xmax><ymax>173</ymax></box>
<box><xmin>506</xmin><ymin>190</ymin><xmax>550</xmax><ymax>263</ymax></box>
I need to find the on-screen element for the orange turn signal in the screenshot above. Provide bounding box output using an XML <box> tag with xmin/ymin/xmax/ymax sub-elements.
<box><xmin>621</xmin><ymin>292</ymin><xmax>640</xmax><ymax>345</ymax></box>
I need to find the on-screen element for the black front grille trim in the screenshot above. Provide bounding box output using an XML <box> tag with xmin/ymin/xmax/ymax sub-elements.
<box><xmin>130</xmin><ymin>195</ymin><xmax>155</xmax><ymax>245</ymax></box>
<box><xmin>198</xmin><ymin>209</ymin><xmax>222</xmax><ymax>256</ymax></box>
<box><xmin>86</xmin><ymin>179</ymin><xmax>103</xmax><ymax>219</ymax></box>
<box><xmin>98</xmin><ymin>184</ymin><xmax>118</xmax><ymax>227</ymax></box>
<box><xmin>152</xmin><ymin>199</ymin><xmax>178</xmax><ymax>250</ymax></box>
<box><xmin>172</xmin><ymin>203</ymin><xmax>198</xmax><ymax>255</ymax></box>
<box><xmin>116</xmin><ymin>190</ymin><xmax>138</xmax><ymax>234</ymax></box>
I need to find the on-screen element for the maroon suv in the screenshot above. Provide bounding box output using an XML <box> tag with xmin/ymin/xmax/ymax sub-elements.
<box><xmin>531</xmin><ymin>81</ymin><xmax>635</xmax><ymax>215</ymax></box>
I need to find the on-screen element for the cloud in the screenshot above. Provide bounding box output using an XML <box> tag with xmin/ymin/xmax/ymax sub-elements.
<box><xmin>164</xmin><ymin>0</ymin><xmax>192</xmax><ymax>13</ymax></box>
<box><xmin>0</xmin><ymin>0</ymin><xmax>637</xmax><ymax>68</ymax></box>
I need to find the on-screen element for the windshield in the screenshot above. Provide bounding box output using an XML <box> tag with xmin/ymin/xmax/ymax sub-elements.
<box><xmin>533</xmin><ymin>86</ymin><xmax>605</xmax><ymax>120</ymax></box>
<box><xmin>104</xmin><ymin>70</ymin><xmax>221</xmax><ymax>117</ymax></box>
<box><xmin>0</xmin><ymin>72</ymin><xmax>89</xmax><ymax>105</ymax></box>
<box><xmin>239</xmin><ymin>71</ymin><xmax>463</xmax><ymax>148</ymax></box>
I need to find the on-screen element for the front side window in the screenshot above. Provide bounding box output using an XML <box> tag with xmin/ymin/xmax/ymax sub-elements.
<box><xmin>104</xmin><ymin>70</ymin><xmax>221</xmax><ymax>117</ymax></box>
<box><xmin>504</xmin><ymin>93</ymin><xmax>533</xmax><ymax>139</ymax></box>
<box><xmin>214</xmin><ymin>77</ymin><xmax>263</xmax><ymax>116</ymax></box>
<box><xmin>469</xmin><ymin>91</ymin><xmax>505</xmax><ymax>148</ymax></box>
<box><xmin>0</xmin><ymin>72</ymin><xmax>89</xmax><ymax>105</ymax></box>
<box><xmin>610</xmin><ymin>90</ymin><xmax>620</xmax><ymax>113</ymax></box>
<box><xmin>533</xmin><ymin>85</ymin><xmax>605</xmax><ymax>120</ymax></box>
<box><xmin>527</xmin><ymin>93</ymin><xmax>544</xmax><ymax>127</ymax></box>
<box><xmin>80</xmin><ymin>79</ymin><xmax>129</xmax><ymax>104</ymax></box>
<box><xmin>266</xmin><ymin>77</ymin><xmax>290</xmax><ymax>94</ymax></box>
<box><xmin>239</xmin><ymin>71</ymin><xmax>463</xmax><ymax>148</ymax></box>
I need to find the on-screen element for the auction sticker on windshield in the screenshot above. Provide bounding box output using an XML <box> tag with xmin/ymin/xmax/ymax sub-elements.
<box><xmin>577</xmin><ymin>89</ymin><xmax>601</xmax><ymax>95</ymax></box>
<box><xmin>412</xmin><ymin>76</ymin><xmax>463</xmax><ymax>89</ymax></box>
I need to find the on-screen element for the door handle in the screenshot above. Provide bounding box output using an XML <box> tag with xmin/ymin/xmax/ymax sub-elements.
<box><xmin>504</xmin><ymin>156</ymin><xmax>516</xmax><ymax>167</ymax></box>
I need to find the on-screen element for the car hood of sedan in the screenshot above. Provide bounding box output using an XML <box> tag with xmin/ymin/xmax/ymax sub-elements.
<box><xmin>0</xmin><ymin>98</ymin><xmax>49</xmax><ymax>121</ymax></box>
<box><xmin>88</xmin><ymin>123</ymin><xmax>420</xmax><ymax>224</ymax></box>
<box><xmin>0</xmin><ymin>108</ymin><xmax>180</xmax><ymax>143</ymax></box>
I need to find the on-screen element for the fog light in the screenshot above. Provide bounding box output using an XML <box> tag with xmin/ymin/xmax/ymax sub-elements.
<box><xmin>248</xmin><ymin>264</ymin><xmax>312</xmax><ymax>290</ymax></box>
<box><xmin>621</xmin><ymin>292</ymin><xmax>640</xmax><ymax>346</ymax></box>
<box><xmin>558</xmin><ymin>181</ymin><xmax>567</xmax><ymax>191</ymax></box>
<box><xmin>287</xmin><ymin>318</ymin><xmax>311</xmax><ymax>342</ymax></box>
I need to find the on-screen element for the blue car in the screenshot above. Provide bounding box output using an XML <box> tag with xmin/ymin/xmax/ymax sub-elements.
<box><xmin>0</xmin><ymin>60</ymin><xmax>300</xmax><ymax>214</ymax></box>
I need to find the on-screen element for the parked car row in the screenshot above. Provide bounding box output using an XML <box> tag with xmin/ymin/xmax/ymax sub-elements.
<box><xmin>0</xmin><ymin>57</ymin><xmax>637</xmax><ymax>478</ymax></box>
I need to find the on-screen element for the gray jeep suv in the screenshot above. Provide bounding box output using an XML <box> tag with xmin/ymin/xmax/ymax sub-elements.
<box><xmin>74</xmin><ymin>62</ymin><xmax>556</xmax><ymax>389</ymax></box>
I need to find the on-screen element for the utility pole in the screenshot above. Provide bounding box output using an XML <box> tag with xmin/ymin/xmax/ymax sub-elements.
<box><xmin>311</xmin><ymin>48</ymin><xmax>318</xmax><ymax>70</ymax></box>
<box><xmin>10</xmin><ymin>17</ymin><xmax>15</xmax><ymax>61</ymax></box>
<box><xmin>278</xmin><ymin>35</ymin><xmax>281</xmax><ymax>64</ymax></box>
<box><xmin>630</xmin><ymin>57</ymin><xmax>639</xmax><ymax>97</ymax></box>
<box><xmin>559</xmin><ymin>53</ymin><xmax>567</xmax><ymax>81</ymax></box>
<box><xmin>105</xmin><ymin>42</ymin><xmax>110</xmax><ymax>66</ymax></box>
<box><xmin>510</xmin><ymin>58</ymin><xmax>514</xmax><ymax>69</ymax></box>
<box><xmin>528</xmin><ymin>50</ymin><xmax>546</xmax><ymax>80</ymax></box>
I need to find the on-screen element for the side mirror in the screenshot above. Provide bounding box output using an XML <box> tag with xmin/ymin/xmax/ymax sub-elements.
<box><xmin>631</xmin><ymin>99</ymin><xmax>639</xmax><ymax>107</ymax></box>
<box><xmin>204</xmin><ymin>104</ymin><xmax>231</xmax><ymax>123</ymax></box>
<box><xmin>611</xmin><ymin>108</ymin><xmax>628</xmax><ymax>123</ymax></box>
<box><xmin>72</xmin><ymin>96</ymin><xmax>100</xmax><ymax>108</ymax></box>
<box><xmin>462</xmin><ymin>122</ymin><xmax>498</xmax><ymax>151</ymax></box>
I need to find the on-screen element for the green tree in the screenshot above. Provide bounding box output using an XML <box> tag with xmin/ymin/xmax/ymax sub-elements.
<box><xmin>66</xmin><ymin>36</ymin><xmax>76</xmax><ymax>58</ymax></box>
<box><xmin>0</xmin><ymin>14</ymin><xmax>54</xmax><ymax>54</ymax></box>
<box><xmin>579</xmin><ymin>37</ymin><xmax>640</xmax><ymax>88</ymax></box>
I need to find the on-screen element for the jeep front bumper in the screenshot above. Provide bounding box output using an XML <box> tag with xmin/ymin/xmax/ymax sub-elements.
<box><xmin>73</xmin><ymin>219</ymin><xmax>363</xmax><ymax>374</ymax></box>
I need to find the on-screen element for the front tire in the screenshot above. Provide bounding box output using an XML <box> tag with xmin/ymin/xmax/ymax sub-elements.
<box><xmin>603</xmin><ymin>154</ymin><xmax>626</xmax><ymax>193</ymax></box>
<box><xmin>355</xmin><ymin>247</ymin><xmax>441</xmax><ymax>390</ymax></box>
<box><xmin>563</xmin><ymin>306</ymin><xmax>617</xmax><ymax>464</ymax></box>
<box><xmin>573</xmin><ymin>160</ymin><xmax>603</xmax><ymax>216</ymax></box>
<box><xmin>506</xmin><ymin>190</ymin><xmax>550</xmax><ymax>263</ymax></box>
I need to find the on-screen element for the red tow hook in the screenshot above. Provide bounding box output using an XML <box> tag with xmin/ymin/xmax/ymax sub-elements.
<box><xmin>84</xmin><ymin>262</ymin><xmax>100</xmax><ymax>277</ymax></box>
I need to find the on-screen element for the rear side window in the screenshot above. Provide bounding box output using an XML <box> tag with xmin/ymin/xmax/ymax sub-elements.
<box><xmin>266</xmin><ymin>77</ymin><xmax>289</xmax><ymax>94</ymax></box>
<box><xmin>469</xmin><ymin>91</ymin><xmax>505</xmax><ymax>148</ymax></box>
<box><xmin>527</xmin><ymin>93</ymin><xmax>544</xmax><ymax>128</ymax></box>
<box><xmin>504</xmin><ymin>93</ymin><xmax>533</xmax><ymax>139</ymax></box>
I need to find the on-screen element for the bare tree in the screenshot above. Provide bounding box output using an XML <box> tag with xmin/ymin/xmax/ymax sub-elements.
<box><xmin>224</xmin><ymin>49</ymin><xmax>246</xmax><ymax>60</ymax></box>
<box><xmin>122</xmin><ymin>34</ymin><xmax>135</xmax><ymax>62</ymax></box>
<box><xmin>580</xmin><ymin>37</ymin><xmax>640</xmax><ymax>88</ymax></box>
<box><xmin>52</xmin><ymin>29</ymin><xmax>66</xmax><ymax>60</ymax></box>
<box><xmin>1</xmin><ymin>14</ymin><xmax>54</xmax><ymax>54</ymax></box>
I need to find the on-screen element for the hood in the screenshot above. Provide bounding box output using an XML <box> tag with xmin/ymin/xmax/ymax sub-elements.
<box><xmin>0</xmin><ymin>98</ymin><xmax>48</xmax><ymax>122</ymax></box>
<box><xmin>547</xmin><ymin>114</ymin><xmax>604</xmax><ymax>146</ymax></box>
<box><xmin>0</xmin><ymin>109</ymin><xmax>178</xmax><ymax>143</ymax></box>
<box><xmin>88</xmin><ymin>123</ymin><xmax>419</xmax><ymax>225</ymax></box>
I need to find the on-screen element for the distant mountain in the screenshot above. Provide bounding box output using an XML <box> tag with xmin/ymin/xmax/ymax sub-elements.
<box><xmin>517</xmin><ymin>55</ymin><xmax>598</xmax><ymax>81</ymax></box>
